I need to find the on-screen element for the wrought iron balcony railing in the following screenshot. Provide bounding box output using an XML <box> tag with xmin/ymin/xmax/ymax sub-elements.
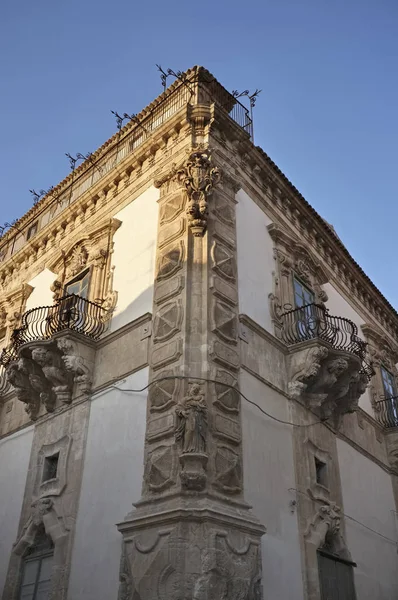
<box><xmin>280</xmin><ymin>303</ymin><xmax>374</xmax><ymax>380</ymax></box>
<box><xmin>0</xmin><ymin>294</ymin><xmax>106</xmax><ymax>367</ymax></box>
<box><xmin>375</xmin><ymin>396</ymin><xmax>398</xmax><ymax>428</ymax></box>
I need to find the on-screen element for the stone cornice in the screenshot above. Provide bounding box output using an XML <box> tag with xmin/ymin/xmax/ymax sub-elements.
<box><xmin>0</xmin><ymin>108</ymin><xmax>192</xmax><ymax>291</ymax></box>
<box><xmin>211</xmin><ymin>131</ymin><xmax>398</xmax><ymax>346</ymax></box>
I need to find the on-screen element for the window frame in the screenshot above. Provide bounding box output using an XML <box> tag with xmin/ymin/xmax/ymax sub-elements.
<box><xmin>19</xmin><ymin>536</ymin><xmax>54</xmax><ymax>600</ymax></box>
<box><xmin>380</xmin><ymin>365</ymin><xmax>397</xmax><ymax>400</ymax></box>
<box><xmin>64</xmin><ymin>267</ymin><xmax>91</xmax><ymax>300</ymax></box>
<box><xmin>26</xmin><ymin>222</ymin><xmax>39</xmax><ymax>241</ymax></box>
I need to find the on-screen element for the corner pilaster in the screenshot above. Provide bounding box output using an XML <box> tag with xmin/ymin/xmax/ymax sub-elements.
<box><xmin>117</xmin><ymin>148</ymin><xmax>265</xmax><ymax>599</ymax></box>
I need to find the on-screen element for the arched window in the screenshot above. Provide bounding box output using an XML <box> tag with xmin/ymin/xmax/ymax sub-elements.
<box><xmin>19</xmin><ymin>526</ymin><xmax>54</xmax><ymax>600</ymax></box>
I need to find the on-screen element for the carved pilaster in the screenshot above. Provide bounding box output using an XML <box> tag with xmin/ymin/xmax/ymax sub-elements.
<box><xmin>117</xmin><ymin>149</ymin><xmax>265</xmax><ymax>599</ymax></box>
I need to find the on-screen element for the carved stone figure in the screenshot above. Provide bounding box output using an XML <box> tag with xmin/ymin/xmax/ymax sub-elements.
<box><xmin>57</xmin><ymin>337</ymin><xmax>92</xmax><ymax>394</ymax></box>
<box><xmin>31</xmin><ymin>498</ymin><xmax>53</xmax><ymax>526</ymax></box>
<box><xmin>31</xmin><ymin>346</ymin><xmax>71</xmax><ymax>404</ymax></box>
<box><xmin>175</xmin><ymin>383</ymin><xmax>207</xmax><ymax>454</ymax></box>
<box><xmin>68</xmin><ymin>244</ymin><xmax>88</xmax><ymax>277</ymax></box>
<box><xmin>7</xmin><ymin>357</ymin><xmax>50</xmax><ymax>419</ymax></box>
<box><xmin>288</xmin><ymin>346</ymin><xmax>329</xmax><ymax>399</ymax></box>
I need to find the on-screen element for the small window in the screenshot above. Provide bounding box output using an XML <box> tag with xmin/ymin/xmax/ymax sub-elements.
<box><xmin>27</xmin><ymin>222</ymin><xmax>38</xmax><ymax>241</ymax></box>
<box><xmin>65</xmin><ymin>269</ymin><xmax>90</xmax><ymax>299</ymax></box>
<box><xmin>42</xmin><ymin>453</ymin><xmax>59</xmax><ymax>482</ymax></box>
<box><xmin>315</xmin><ymin>457</ymin><xmax>328</xmax><ymax>488</ymax></box>
<box><xmin>381</xmin><ymin>366</ymin><xmax>397</xmax><ymax>400</ymax></box>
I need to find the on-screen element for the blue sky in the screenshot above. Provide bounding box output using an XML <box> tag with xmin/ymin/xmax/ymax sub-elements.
<box><xmin>1</xmin><ymin>0</ymin><xmax>397</xmax><ymax>306</ymax></box>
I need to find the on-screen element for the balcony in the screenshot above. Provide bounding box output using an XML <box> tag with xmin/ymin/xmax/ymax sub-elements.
<box><xmin>0</xmin><ymin>294</ymin><xmax>106</xmax><ymax>367</ymax></box>
<box><xmin>375</xmin><ymin>397</ymin><xmax>398</xmax><ymax>429</ymax></box>
<box><xmin>281</xmin><ymin>303</ymin><xmax>374</xmax><ymax>424</ymax></box>
<box><xmin>0</xmin><ymin>294</ymin><xmax>104</xmax><ymax>420</ymax></box>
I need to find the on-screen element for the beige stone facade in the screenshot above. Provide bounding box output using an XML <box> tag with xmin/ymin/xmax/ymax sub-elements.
<box><xmin>0</xmin><ymin>67</ymin><xmax>397</xmax><ymax>600</ymax></box>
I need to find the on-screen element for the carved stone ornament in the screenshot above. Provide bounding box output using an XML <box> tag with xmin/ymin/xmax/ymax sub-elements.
<box><xmin>305</xmin><ymin>502</ymin><xmax>352</xmax><ymax>561</ymax></box>
<box><xmin>13</xmin><ymin>497</ymin><xmax>68</xmax><ymax>557</ymax></box>
<box><xmin>31</xmin><ymin>346</ymin><xmax>72</xmax><ymax>405</ymax></box>
<box><xmin>67</xmin><ymin>243</ymin><xmax>89</xmax><ymax>278</ymax></box>
<box><xmin>177</xmin><ymin>150</ymin><xmax>221</xmax><ymax>236</ymax></box>
<box><xmin>146</xmin><ymin>445</ymin><xmax>175</xmax><ymax>492</ymax></box>
<box><xmin>213</xmin><ymin>445</ymin><xmax>242</xmax><ymax>494</ymax></box>
<box><xmin>57</xmin><ymin>337</ymin><xmax>93</xmax><ymax>394</ymax></box>
<box><xmin>288</xmin><ymin>343</ymin><xmax>368</xmax><ymax>425</ymax></box>
<box><xmin>175</xmin><ymin>382</ymin><xmax>208</xmax><ymax>490</ymax></box>
<box><xmin>6</xmin><ymin>357</ymin><xmax>50</xmax><ymax>420</ymax></box>
<box><xmin>385</xmin><ymin>431</ymin><xmax>398</xmax><ymax>473</ymax></box>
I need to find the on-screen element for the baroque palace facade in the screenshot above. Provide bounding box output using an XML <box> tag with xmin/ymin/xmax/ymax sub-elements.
<box><xmin>0</xmin><ymin>67</ymin><xmax>397</xmax><ymax>600</ymax></box>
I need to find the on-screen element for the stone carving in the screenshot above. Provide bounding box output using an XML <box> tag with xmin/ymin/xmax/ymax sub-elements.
<box><xmin>118</xmin><ymin>546</ymin><xmax>133</xmax><ymax>600</ymax></box>
<box><xmin>211</xmin><ymin>241</ymin><xmax>236</xmax><ymax>282</ymax></box>
<box><xmin>153</xmin><ymin>300</ymin><xmax>183</xmax><ymax>343</ymax></box>
<box><xmin>213</xmin><ymin>370</ymin><xmax>239</xmax><ymax>413</ymax></box>
<box><xmin>193</xmin><ymin>549</ymin><xmax>228</xmax><ymax>600</ymax></box>
<box><xmin>213</xmin><ymin>194</ymin><xmax>234</xmax><ymax>226</ymax></box>
<box><xmin>31</xmin><ymin>346</ymin><xmax>72</xmax><ymax>405</ymax></box>
<box><xmin>50</xmin><ymin>279</ymin><xmax>63</xmax><ymax>302</ymax></box>
<box><xmin>34</xmin><ymin>435</ymin><xmax>71</xmax><ymax>498</ymax></box>
<box><xmin>212</xmin><ymin>300</ymin><xmax>238</xmax><ymax>343</ymax></box>
<box><xmin>158</xmin><ymin>218</ymin><xmax>186</xmax><ymax>248</ymax></box>
<box><xmin>177</xmin><ymin>150</ymin><xmax>221</xmax><ymax>236</ymax></box>
<box><xmin>305</xmin><ymin>502</ymin><xmax>351</xmax><ymax>561</ymax></box>
<box><xmin>210</xmin><ymin>341</ymin><xmax>239</xmax><ymax>371</ymax></box>
<box><xmin>149</xmin><ymin>370</ymin><xmax>178</xmax><ymax>412</ymax></box>
<box><xmin>146</xmin><ymin>445</ymin><xmax>175</xmax><ymax>492</ymax></box>
<box><xmin>31</xmin><ymin>497</ymin><xmax>53</xmax><ymax>526</ymax></box>
<box><xmin>57</xmin><ymin>337</ymin><xmax>92</xmax><ymax>394</ymax></box>
<box><xmin>159</xmin><ymin>193</ymin><xmax>185</xmax><ymax>224</ymax></box>
<box><xmin>7</xmin><ymin>357</ymin><xmax>50</xmax><ymax>420</ymax></box>
<box><xmin>176</xmin><ymin>383</ymin><xmax>208</xmax><ymax>490</ymax></box>
<box><xmin>151</xmin><ymin>338</ymin><xmax>183</xmax><ymax>371</ymax></box>
<box><xmin>213</xmin><ymin>446</ymin><xmax>242</xmax><ymax>494</ymax></box>
<box><xmin>176</xmin><ymin>383</ymin><xmax>207</xmax><ymax>454</ymax></box>
<box><xmin>67</xmin><ymin>244</ymin><xmax>89</xmax><ymax>277</ymax></box>
<box><xmin>288</xmin><ymin>346</ymin><xmax>329</xmax><ymax>399</ymax></box>
<box><xmin>157</xmin><ymin>240</ymin><xmax>185</xmax><ymax>280</ymax></box>
<box><xmin>154</xmin><ymin>276</ymin><xmax>184</xmax><ymax>305</ymax></box>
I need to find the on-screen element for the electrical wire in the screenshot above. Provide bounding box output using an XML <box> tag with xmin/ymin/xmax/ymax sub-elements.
<box><xmin>100</xmin><ymin>374</ymin><xmax>327</xmax><ymax>428</ymax></box>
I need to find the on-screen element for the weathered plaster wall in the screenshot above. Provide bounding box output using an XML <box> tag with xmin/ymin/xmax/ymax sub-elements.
<box><xmin>25</xmin><ymin>268</ymin><xmax>56</xmax><ymax>311</ymax></box>
<box><xmin>111</xmin><ymin>186</ymin><xmax>159</xmax><ymax>332</ymax></box>
<box><xmin>337</xmin><ymin>438</ymin><xmax>398</xmax><ymax>600</ymax></box>
<box><xmin>67</xmin><ymin>367</ymin><xmax>148</xmax><ymax>600</ymax></box>
<box><xmin>240</xmin><ymin>369</ymin><xmax>304</xmax><ymax>600</ymax></box>
<box><xmin>0</xmin><ymin>426</ymin><xmax>34</xmax><ymax>597</ymax></box>
<box><xmin>324</xmin><ymin>282</ymin><xmax>374</xmax><ymax>415</ymax></box>
<box><xmin>236</xmin><ymin>189</ymin><xmax>274</xmax><ymax>333</ymax></box>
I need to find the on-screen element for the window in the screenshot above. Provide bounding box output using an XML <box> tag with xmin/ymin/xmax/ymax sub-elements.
<box><xmin>19</xmin><ymin>528</ymin><xmax>53</xmax><ymax>600</ymax></box>
<box><xmin>381</xmin><ymin>366</ymin><xmax>397</xmax><ymax>400</ymax></box>
<box><xmin>27</xmin><ymin>222</ymin><xmax>38</xmax><ymax>241</ymax></box>
<box><xmin>293</xmin><ymin>277</ymin><xmax>317</xmax><ymax>339</ymax></box>
<box><xmin>65</xmin><ymin>269</ymin><xmax>90</xmax><ymax>299</ymax></box>
<box><xmin>381</xmin><ymin>365</ymin><xmax>398</xmax><ymax>424</ymax></box>
<box><xmin>294</xmin><ymin>277</ymin><xmax>315</xmax><ymax>309</ymax></box>
<box><xmin>315</xmin><ymin>457</ymin><xmax>328</xmax><ymax>488</ymax></box>
<box><xmin>42</xmin><ymin>453</ymin><xmax>59</xmax><ymax>482</ymax></box>
<box><xmin>318</xmin><ymin>551</ymin><xmax>356</xmax><ymax>600</ymax></box>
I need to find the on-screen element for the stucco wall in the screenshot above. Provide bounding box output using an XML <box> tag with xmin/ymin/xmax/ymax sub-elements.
<box><xmin>67</xmin><ymin>368</ymin><xmax>148</xmax><ymax>600</ymax></box>
<box><xmin>236</xmin><ymin>189</ymin><xmax>274</xmax><ymax>333</ymax></box>
<box><xmin>0</xmin><ymin>426</ymin><xmax>34</xmax><ymax>597</ymax></box>
<box><xmin>25</xmin><ymin>268</ymin><xmax>56</xmax><ymax>311</ymax></box>
<box><xmin>111</xmin><ymin>186</ymin><xmax>159</xmax><ymax>332</ymax></box>
<box><xmin>324</xmin><ymin>282</ymin><xmax>373</xmax><ymax>415</ymax></box>
<box><xmin>337</xmin><ymin>438</ymin><xmax>398</xmax><ymax>600</ymax></box>
<box><xmin>240</xmin><ymin>370</ymin><xmax>304</xmax><ymax>600</ymax></box>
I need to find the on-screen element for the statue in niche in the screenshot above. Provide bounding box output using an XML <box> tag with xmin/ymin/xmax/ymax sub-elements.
<box><xmin>175</xmin><ymin>383</ymin><xmax>207</xmax><ymax>454</ymax></box>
